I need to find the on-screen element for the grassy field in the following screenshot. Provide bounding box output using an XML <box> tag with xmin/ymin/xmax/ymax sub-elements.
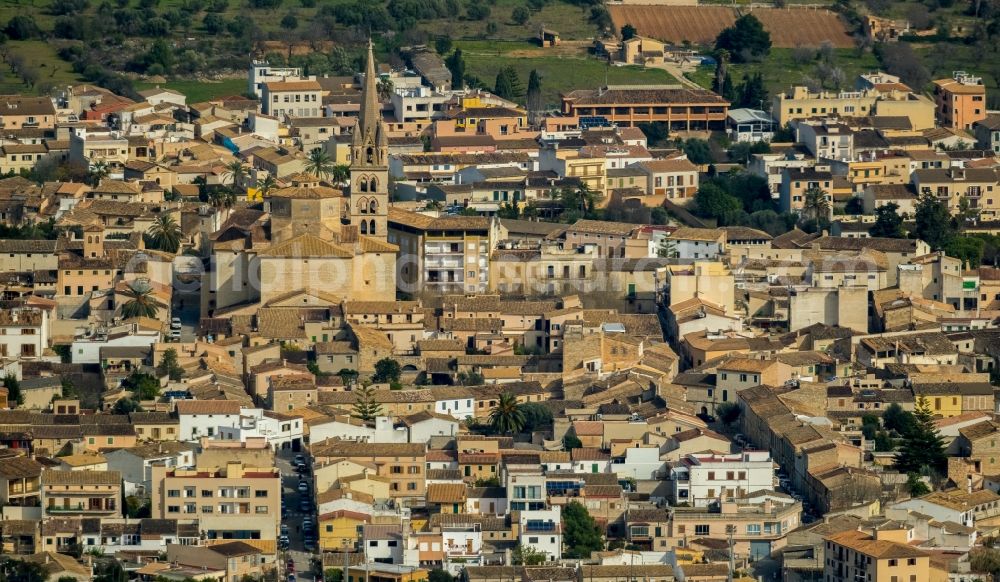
<box><xmin>686</xmin><ymin>47</ymin><xmax>880</xmax><ymax>98</ymax></box>
<box><xmin>0</xmin><ymin>40</ymin><xmax>84</xmax><ymax>95</ymax></box>
<box><xmin>134</xmin><ymin>78</ymin><xmax>247</xmax><ymax>102</ymax></box>
<box><xmin>464</xmin><ymin>55</ymin><xmax>678</xmax><ymax>108</ymax></box>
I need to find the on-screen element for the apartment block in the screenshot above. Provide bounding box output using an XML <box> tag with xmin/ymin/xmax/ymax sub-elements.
<box><xmin>150</xmin><ymin>461</ymin><xmax>281</xmax><ymax>540</ymax></box>
<box><xmin>933</xmin><ymin>72</ymin><xmax>987</xmax><ymax>130</ymax></box>
<box><xmin>824</xmin><ymin>528</ymin><xmax>930</xmax><ymax>582</ymax></box>
<box><xmin>40</xmin><ymin>469</ymin><xmax>121</xmax><ymax>517</ymax></box>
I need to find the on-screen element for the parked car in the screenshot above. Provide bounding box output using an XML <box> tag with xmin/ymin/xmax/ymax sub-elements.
<box><xmin>287</xmin><ymin>559</ymin><xmax>295</xmax><ymax>573</ymax></box>
<box><xmin>170</xmin><ymin>317</ymin><xmax>181</xmax><ymax>329</ymax></box>
<box><xmin>297</xmin><ymin>481</ymin><xmax>309</xmax><ymax>493</ymax></box>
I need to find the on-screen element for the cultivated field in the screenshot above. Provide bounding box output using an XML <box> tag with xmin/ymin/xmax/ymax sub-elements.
<box><xmin>608</xmin><ymin>6</ymin><xmax>854</xmax><ymax>48</ymax></box>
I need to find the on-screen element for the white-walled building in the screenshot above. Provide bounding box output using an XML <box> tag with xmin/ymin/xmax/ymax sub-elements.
<box><xmin>669</xmin><ymin>227</ymin><xmax>726</xmax><ymax>261</ymax></box>
<box><xmin>70</xmin><ymin>323</ymin><xmax>160</xmax><ymax>364</ymax></box>
<box><xmin>399</xmin><ymin>411</ymin><xmax>459</xmax><ymax>443</ymax></box>
<box><xmin>215</xmin><ymin>409</ymin><xmax>304</xmax><ymax>451</ymax></box>
<box><xmin>0</xmin><ymin>307</ymin><xmax>49</xmax><ymax>360</ymax></box>
<box><xmin>248</xmin><ymin>60</ymin><xmax>303</xmax><ymax>99</ymax></box>
<box><xmin>668</xmin><ymin>451</ymin><xmax>774</xmax><ymax>507</ymax></box>
<box><xmin>507</xmin><ymin>472</ymin><xmax>546</xmax><ymax>512</ymax></box>
<box><xmin>518</xmin><ymin>508</ymin><xmax>562</xmax><ymax>561</ymax></box>
<box><xmin>610</xmin><ymin>446</ymin><xmax>666</xmax><ymax>480</ymax></box>
<box><xmin>104</xmin><ymin>442</ymin><xmax>197</xmax><ymax>496</ymax></box>
<box><xmin>442</xmin><ymin>524</ymin><xmax>483</xmax><ymax>574</ymax></box>
<box><xmin>175</xmin><ymin>400</ymin><xmax>246</xmax><ymax>441</ymax></box>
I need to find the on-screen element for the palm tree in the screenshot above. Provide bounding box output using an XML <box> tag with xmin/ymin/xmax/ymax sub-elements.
<box><xmin>119</xmin><ymin>280</ymin><xmax>159</xmax><ymax>319</ymax></box>
<box><xmin>377</xmin><ymin>77</ymin><xmax>394</xmax><ymax>101</ymax></box>
<box><xmin>802</xmin><ymin>187</ymin><xmax>831</xmax><ymax>222</ymax></box>
<box><xmin>224</xmin><ymin>160</ymin><xmax>247</xmax><ymax>193</ymax></box>
<box><xmin>489</xmin><ymin>392</ymin><xmax>525</xmax><ymax>435</ymax></box>
<box><xmin>305</xmin><ymin>148</ymin><xmax>334</xmax><ymax>180</ymax></box>
<box><xmin>88</xmin><ymin>161</ymin><xmax>109</xmax><ymax>186</ymax></box>
<box><xmin>329</xmin><ymin>164</ymin><xmax>350</xmax><ymax>186</ymax></box>
<box><xmin>146</xmin><ymin>214</ymin><xmax>182</xmax><ymax>253</ymax></box>
<box><xmin>257</xmin><ymin>174</ymin><xmax>278</xmax><ymax>199</ymax></box>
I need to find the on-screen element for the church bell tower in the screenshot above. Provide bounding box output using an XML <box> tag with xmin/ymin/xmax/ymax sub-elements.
<box><xmin>349</xmin><ymin>40</ymin><xmax>389</xmax><ymax>241</ymax></box>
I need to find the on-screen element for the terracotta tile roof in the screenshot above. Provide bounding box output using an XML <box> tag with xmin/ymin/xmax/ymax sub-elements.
<box><xmin>259</xmin><ymin>234</ymin><xmax>354</xmax><ymax>258</ymax></box>
<box><xmin>175</xmin><ymin>400</ymin><xmax>243</xmax><ymax>415</ymax></box>
<box><xmin>567</xmin><ymin>219</ymin><xmax>637</xmax><ymax>236</ymax></box>
<box><xmin>42</xmin><ymin>469</ymin><xmax>121</xmax><ymax>485</ymax></box>
<box><xmin>426</xmin><ymin>483</ymin><xmax>468</xmax><ymax>503</ymax></box>
<box><xmin>826</xmin><ymin>529</ymin><xmax>929</xmax><ymax>559</ymax></box>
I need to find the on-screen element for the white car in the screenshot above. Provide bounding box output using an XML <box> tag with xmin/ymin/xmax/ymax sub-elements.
<box><xmin>170</xmin><ymin>317</ymin><xmax>182</xmax><ymax>329</ymax></box>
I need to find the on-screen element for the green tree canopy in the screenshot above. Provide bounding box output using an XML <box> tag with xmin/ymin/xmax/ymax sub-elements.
<box><xmin>122</xmin><ymin>372</ymin><xmax>161</xmax><ymax>400</ymax></box>
<box><xmin>895</xmin><ymin>398</ymin><xmax>946</xmax><ymax>475</ymax></box>
<box><xmin>869</xmin><ymin>203</ymin><xmax>905</xmax><ymax>238</ymax></box>
<box><xmin>372</xmin><ymin>358</ymin><xmax>402</xmax><ymax>384</ymax></box>
<box><xmin>914</xmin><ymin>191</ymin><xmax>956</xmax><ymax>250</ymax></box>
<box><xmin>120</xmin><ymin>280</ymin><xmax>159</xmax><ymax>319</ymax></box>
<box><xmin>488</xmin><ymin>392</ymin><xmax>525</xmax><ymax>435</ymax></box>
<box><xmin>715</xmin><ymin>14</ymin><xmax>771</xmax><ymax>62</ymax></box>
<box><xmin>562</xmin><ymin>500</ymin><xmax>604</xmax><ymax>559</ymax></box>
<box><xmin>511</xmin><ymin>544</ymin><xmax>547</xmax><ymax>566</ymax></box>
<box><xmin>146</xmin><ymin>213</ymin><xmax>182</xmax><ymax>253</ymax></box>
<box><xmin>694</xmin><ymin>183</ymin><xmax>742</xmax><ymax>224</ymax></box>
<box><xmin>352</xmin><ymin>384</ymin><xmax>383</xmax><ymax>421</ymax></box>
<box><xmin>156</xmin><ymin>348</ymin><xmax>183</xmax><ymax>381</ymax></box>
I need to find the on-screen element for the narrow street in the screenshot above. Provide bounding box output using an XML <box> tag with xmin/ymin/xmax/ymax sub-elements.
<box><xmin>277</xmin><ymin>450</ymin><xmax>318</xmax><ymax>581</ymax></box>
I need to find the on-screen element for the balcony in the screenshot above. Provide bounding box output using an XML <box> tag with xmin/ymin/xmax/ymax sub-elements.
<box><xmin>47</xmin><ymin>503</ymin><xmax>116</xmax><ymax>515</ymax></box>
<box><xmin>426</xmin><ymin>257</ymin><xmax>463</xmax><ymax>269</ymax></box>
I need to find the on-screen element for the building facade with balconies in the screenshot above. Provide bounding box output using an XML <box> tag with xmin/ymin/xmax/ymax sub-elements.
<box><xmin>824</xmin><ymin>528</ymin><xmax>930</xmax><ymax>582</ymax></box>
<box><xmin>668</xmin><ymin>451</ymin><xmax>775</xmax><ymax>507</ymax></box>
<box><xmin>518</xmin><ymin>507</ymin><xmax>562</xmax><ymax>561</ymax></box>
<box><xmin>40</xmin><ymin>469</ymin><xmax>121</xmax><ymax>516</ymax></box>
<box><xmin>388</xmin><ymin>209</ymin><xmax>505</xmax><ymax>295</ymax></box>
<box><xmin>150</xmin><ymin>461</ymin><xmax>281</xmax><ymax>540</ymax></box>
<box><xmin>668</xmin><ymin>493</ymin><xmax>801</xmax><ymax>561</ymax></box>
<box><xmin>0</xmin><ymin>457</ymin><xmax>43</xmax><ymax>507</ymax></box>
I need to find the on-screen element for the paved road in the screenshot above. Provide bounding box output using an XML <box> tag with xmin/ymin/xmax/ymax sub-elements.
<box><xmin>170</xmin><ymin>288</ymin><xmax>200</xmax><ymax>343</ymax></box>
<box><xmin>277</xmin><ymin>450</ymin><xmax>318</xmax><ymax>580</ymax></box>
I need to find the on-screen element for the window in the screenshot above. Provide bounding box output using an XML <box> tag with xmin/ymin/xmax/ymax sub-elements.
<box><xmin>255</xmin><ymin>490</ymin><xmax>268</xmax><ymax>498</ymax></box>
<box><xmin>694</xmin><ymin>524</ymin><xmax>709</xmax><ymax>536</ymax></box>
<box><xmin>746</xmin><ymin>524</ymin><xmax>761</xmax><ymax>535</ymax></box>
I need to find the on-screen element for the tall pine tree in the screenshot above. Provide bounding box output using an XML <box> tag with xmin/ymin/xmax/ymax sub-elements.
<box><xmin>494</xmin><ymin>66</ymin><xmax>524</xmax><ymax>102</ymax></box>
<box><xmin>446</xmin><ymin>48</ymin><xmax>466</xmax><ymax>90</ymax></box>
<box><xmin>895</xmin><ymin>397</ymin><xmax>946</xmax><ymax>476</ymax></box>
<box><xmin>352</xmin><ymin>384</ymin><xmax>383</xmax><ymax>422</ymax></box>
<box><xmin>526</xmin><ymin>69</ymin><xmax>543</xmax><ymax>122</ymax></box>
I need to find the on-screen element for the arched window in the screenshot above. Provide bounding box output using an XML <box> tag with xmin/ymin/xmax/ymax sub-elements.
<box><xmin>369</xmin><ymin>199</ymin><xmax>377</xmax><ymax>214</ymax></box>
<box><xmin>87</xmin><ymin>236</ymin><xmax>92</xmax><ymax>244</ymax></box>
<box><xmin>360</xmin><ymin>178</ymin><xmax>368</xmax><ymax>192</ymax></box>
<box><xmin>358</xmin><ymin>198</ymin><xmax>368</xmax><ymax>214</ymax></box>
<box><xmin>368</xmin><ymin>177</ymin><xmax>377</xmax><ymax>192</ymax></box>
<box><xmin>360</xmin><ymin>220</ymin><xmax>368</xmax><ymax>234</ymax></box>
<box><xmin>369</xmin><ymin>219</ymin><xmax>376</xmax><ymax>235</ymax></box>
<box><xmin>366</xmin><ymin>147</ymin><xmax>374</xmax><ymax>164</ymax></box>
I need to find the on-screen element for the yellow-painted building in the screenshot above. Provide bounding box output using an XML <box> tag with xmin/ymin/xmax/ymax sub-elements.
<box><xmin>318</xmin><ymin>509</ymin><xmax>370</xmax><ymax>551</ymax></box>
<box><xmin>825</xmin><ymin>528</ymin><xmax>930</xmax><ymax>582</ymax></box>
<box><xmin>347</xmin><ymin>564</ymin><xmax>429</xmax><ymax>582</ymax></box>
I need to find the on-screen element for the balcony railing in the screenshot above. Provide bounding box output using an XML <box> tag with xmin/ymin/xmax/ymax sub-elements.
<box><xmin>47</xmin><ymin>505</ymin><xmax>116</xmax><ymax>514</ymax></box>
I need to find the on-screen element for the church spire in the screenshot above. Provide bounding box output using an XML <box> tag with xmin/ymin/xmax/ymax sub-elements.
<box><xmin>356</xmin><ymin>38</ymin><xmax>382</xmax><ymax>147</ymax></box>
